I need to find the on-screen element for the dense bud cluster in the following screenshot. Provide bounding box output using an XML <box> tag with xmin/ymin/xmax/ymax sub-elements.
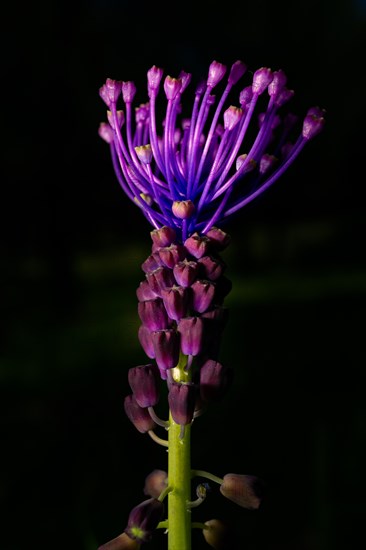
<box><xmin>124</xmin><ymin>225</ymin><xmax>233</xmax><ymax>430</ymax></box>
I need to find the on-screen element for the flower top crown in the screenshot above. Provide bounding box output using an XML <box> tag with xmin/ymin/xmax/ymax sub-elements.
<box><xmin>99</xmin><ymin>59</ymin><xmax>325</xmax><ymax>242</ymax></box>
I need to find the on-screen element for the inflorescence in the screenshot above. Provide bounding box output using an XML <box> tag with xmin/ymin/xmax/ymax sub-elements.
<box><xmin>98</xmin><ymin>58</ymin><xmax>325</xmax><ymax>549</ymax></box>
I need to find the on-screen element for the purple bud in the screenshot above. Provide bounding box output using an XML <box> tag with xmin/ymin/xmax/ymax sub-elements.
<box><xmin>146</xmin><ymin>266</ymin><xmax>175</xmax><ymax>297</ymax></box>
<box><xmin>207</xmin><ymin>61</ymin><xmax>227</xmax><ymax>88</ymax></box>
<box><xmin>143</xmin><ymin>469</ymin><xmax>168</xmax><ymax>498</ymax></box>
<box><xmin>239</xmin><ymin>86</ymin><xmax>253</xmax><ymax>107</ymax></box>
<box><xmin>173</xmin><ymin>259</ymin><xmax>199</xmax><ymax>287</ymax></box>
<box><xmin>136</xmin><ymin>280</ymin><xmax>157</xmax><ymax>301</ymax></box>
<box><xmin>184</xmin><ymin>233</ymin><xmax>211</xmax><ymax>259</ymax></box>
<box><xmin>107</xmin><ymin>109</ymin><xmax>125</xmax><ymax>130</ymax></box>
<box><xmin>168</xmin><ymin>382</ymin><xmax>196</xmax><ymax>425</ymax></box>
<box><xmin>97</xmin><ymin>531</ymin><xmax>140</xmax><ymax>550</ymax></box>
<box><xmin>138</xmin><ymin>324</ymin><xmax>155</xmax><ymax>358</ymax></box>
<box><xmin>161</xmin><ymin>286</ymin><xmax>189</xmax><ymax>321</ymax></box>
<box><xmin>151</xmin><ymin>329</ymin><xmax>180</xmax><ymax>374</ymax></box>
<box><xmin>138</xmin><ymin>298</ymin><xmax>170</xmax><ymax>330</ymax></box>
<box><xmin>150</xmin><ymin>226</ymin><xmax>177</xmax><ymax>248</ymax></box>
<box><xmin>252</xmin><ymin>67</ymin><xmax>273</xmax><ymax>95</ymax></box>
<box><xmin>268</xmin><ymin>69</ymin><xmax>287</xmax><ymax>98</ymax></box>
<box><xmin>205</xmin><ymin>227</ymin><xmax>231</xmax><ymax>251</ymax></box>
<box><xmin>197</xmin><ymin>255</ymin><xmax>226</xmax><ymax>281</ymax></box>
<box><xmin>124</xmin><ymin>394</ymin><xmax>157</xmax><ymax>433</ymax></box>
<box><xmin>135</xmin><ymin>102</ymin><xmax>150</xmax><ymax>123</ymax></box>
<box><xmin>177</xmin><ymin>316</ymin><xmax>205</xmax><ymax>356</ymax></box>
<box><xmin>259</xmin><ymin>154</ymin><xmax>278</xmax><ymax>175</ymax></box>
<box><xmin>104</xmin><ymin>78</ymin><xmax>122</xmax><ymax>104</ymax></box>
<box><xmin>125</xmin><ymin>498</ymin><xmax>164</xmax><ymax>543</ymax></box>
<box><xmin>172</xmin><ymin>200</ymin><xmax>195</xmax><ymax>219</ymax></box>
<box><xmin>220</xmin><ymin>474</ymin><xmax>265</xmax><ymax>510</ymax></box>
<box><xmin>200</xmin><ymin>359</ymin><xmax>232</xmax><ymax>403</ymax></box>
<box><xmin>178</xmin><ymin>70</ymin><xmax>192</xmax><ymax>92</ymax></box>
<box><xmin>228</xmin><ymin>60</ymin><xmax>247</xmax><ymax>85</ymax></box>
<box><xmin>223</xmin><ymin>106</ymin><xmax>244</xmax><ymax>131</ymax></box>
<box><xmin>191</xmin><ymin>280</ymin><xmax>216</xmax><ymax>313</ymax></box>
<box><xmin>122</xmin><ymin>81</ymin><xmax>137</xmax><ymax>103</ymax></box>
<box><xmin>274</xmin><ymin>87</ymin><xmax>294</xmax><ymax>107</ymax></box>
<box><xmin>141</xmin><ymin>253</ymin><xmax>164</xmax><ymax>274</ymax></box>
<box><xmin>135</xmin><ymin>144</ymin><xmax>153</xmax><ymax>164</ymax></box>
<box><xmin>158</xmin><ymin>244</ymin><xmax>186</xmax><ymax>269</ymax></box>
<box><xmin>164</xmin><ymin>76</ymin><xmax>182</xmax><ymax>100</ymax></box>
<box><xmin>128</xmin><ymin>364</ymin><xmax>160</xmax><ymax>408</ymax></box>
<box><xmin>302</xmin><ymin>111</ymin><xmax>325</xmax><ymax>140</ymax></box>
<box><xmin>147</xmin><ymin>66</ymin><xmax>164</xmax><ymax>97</ymax></box>
<box><xmin>98</xmin><ymin>122</ymin><xmax>114</xmax><ymax>144</ymax></box>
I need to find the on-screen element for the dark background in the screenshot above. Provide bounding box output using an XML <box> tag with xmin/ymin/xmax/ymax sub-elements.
<box><xmin>2</xmin><ymin>1</ymin><xmax>366</xmax><ymax>549</ymax></box>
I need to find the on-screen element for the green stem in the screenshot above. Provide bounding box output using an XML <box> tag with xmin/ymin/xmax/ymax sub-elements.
<box><xmin>167</xmin><ymin>355</ymin><xmax>192</xmax><ymax>550</ymax></box>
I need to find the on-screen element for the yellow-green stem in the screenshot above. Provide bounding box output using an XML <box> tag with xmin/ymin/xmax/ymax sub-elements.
<box><xmin>167</xmin><ymin>355</ymin><xmax>192</xmax><ymax>550</ymax></box>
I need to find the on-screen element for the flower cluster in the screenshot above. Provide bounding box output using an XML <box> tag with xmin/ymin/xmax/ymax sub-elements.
<box><xmin>99</xmin><ymin>59</ymin><xmax>324</xmax><ymax>242</ymax></box>
<box><xmin>97</xmin><ymin>58</ymin><xmax>324</xmax><ymax>549</ymax></box>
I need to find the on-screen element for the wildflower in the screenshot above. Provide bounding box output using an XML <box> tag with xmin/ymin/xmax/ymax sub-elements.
<box><xmin>99</xmin><ymin>60</ymin><xmax>324</xmax><ymax>242</ymax></box>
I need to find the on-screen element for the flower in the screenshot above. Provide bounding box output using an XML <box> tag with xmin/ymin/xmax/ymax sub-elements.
<box><xmin>219</xmin><ymin>473</ymin><xmax>265</xmax><ymax>509</ymax></box>
<box><xmin>99</xmin><ymin>60</ymin><xmax>324</xmax><ymax>242</ymax></box>
<box><xmin>124</xmin><ymin>498</ymin><xmax>164</xmax><ymax>543</ymax></box>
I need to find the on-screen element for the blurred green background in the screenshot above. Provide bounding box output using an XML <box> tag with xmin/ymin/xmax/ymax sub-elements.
<box><xmin>2</xmin><ymin>0</ymin><xmax>366</xmax><ymax>549</ymax></box>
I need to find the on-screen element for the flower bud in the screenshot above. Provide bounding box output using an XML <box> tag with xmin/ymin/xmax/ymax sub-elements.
<box><xmin>252</xmin><ymin>67</ymin><xmax>273</xmax><ymax>95</ymax></box>
<box><xmin>128</xmin><ymin>364</ymin><xmax>160</xmax><ymax>408</ymax></box>
<box><xmin>239</xmin><ymin>86</ymin><xmax>253</xmax><ymax>107</ymax></box>
<box><xmin>207</xmin><ymin>61</ymin><xmax>227</xmax><ymax>88</ymax></box>
<box><xmin>177</xmin><ymin>316</ymin><xmax>205</xmax><ymax>356</ymax></box>
<box><xmin>143</xmin><ymin>469</ymin><xmax>168</xmax><ymax>498</ymax></box>
<box><xmin>205</xmin><ymin>227</ymin><xmax>231</xmax><ymax>251</ymax></box>
<box><xmin>98</xmin><ymin>122</ymin><xmax>114</xmax><ymax>144</ymax></box>
<box><xmin>223</xmin><ymin>106</ymin><xmax>243</xmax><ymax>131</ymax></box>
<box><xmin>302</xmin><ymin>111</ymin><xmax>325</xmax><ymax>140</ymax></box>
<box><xmin>228</xmin><ymin>60</ymin><xmax>247</xmax><ymax>85</ymax></box>
<box><xmin>199</xmin><ymin>359</ymin><xmax>233</xmax><ymax>403</ymax></box>
<box><xmin>173</xmin><ymin>259</ymin><xmax>199</xmax><ymax>287</ymax></box>
<box><xmin>197</xmin><ymin>255</ymin><xmax>226</xmax><ymax>281</ymax></box>
<box><xmin>122</xmin><ymin>81</ymin><xmax>137</xmax><ymax>103</ymax></box>
<box><xmin>164</xmin><ymin>76</ymin><xmax>182</xmax><ymax>100</ymax></box>
<box><xmin>184</xmin><ymin>233</ymin><xmax>211</xmax><ymax>259</ymax></box>
<box><xmin>124</xmin><ymin>395</ymin><xmax>157</xmax><ymax>433</ymax></box>
<box><xmin>138</xmin><ymin>298</ymin><xmax>170</xmax><ymax>330</ymax></box>
<box><xmin>138</xmin><ymin>325</ymin><xmax>155</xmax><ymax>358</ymax></box>
<box><xmin>191</xmin><ymin>280</ymin><xmax>216</xmax><ymax>313</ymax></box>
<box><xmin>161</xmin><ymin>286</ymin><xmax>189</xmax><ymax>321</ymax></box>
<box><xmin>147</xmin><ymin>66</ymin><xmax>164</xmax><ymax>97</ymax></box>
<box><xmin>136</xmin><ymin>280</ymin><xmax>157</xmax><ymax>301</ymax></box>
<box><xmin>125</xmin><ymin>498</ymin><xmax>164</xmax><ymax>543</ymax></box>
<box><xmin>168</xmin><ymin>382</ymin><xmax>196</xmax><ymax>425</ymax></box>
<box><xmin>150</xmin><ymin>226</ymin><xmax>177</xmax><ymax>248</ymax></box>
<box><xmin>158</xmin><ymin>243</ymin><xmax>186</xmax><ymax>268</ymax></box>
<box><xmin>135</xmin><ymin>144</ymin><xmax>153</xmax><ymax>164</ymax></box>
<box><xmin>220</xmin><ymin>474</ymin><xmax>265</xmax><ymax>509</ymax></box>
<box><xmin>146</xmin><ymin>266</ymin><xmax>175</xmax><ymax>297</ymax></box>
<box><xmin>151</xmin><ymin>329</ymin><xmax>180</xmax><ymax>374</ymax></box>
<box><xmin>172</xmin><ymin>200</ymin><xmax>195</xmax><ymax>219</ymax></box>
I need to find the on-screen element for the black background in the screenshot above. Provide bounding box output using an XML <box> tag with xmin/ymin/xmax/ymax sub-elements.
<box><xmin>2</xmin><ymin>1</ymin><xmax>366</xmax><ymax>549</ymax></box>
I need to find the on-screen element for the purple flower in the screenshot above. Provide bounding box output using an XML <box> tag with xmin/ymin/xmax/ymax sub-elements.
<box><xmin>99</xmin><ymin>59</ymin><xmax>324</xmax><ymax>241</ymax></box>
<box><xmin>125</xmin><ymin>498</ymin><xmax>164</xmax><ymax>543</ymax></box>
